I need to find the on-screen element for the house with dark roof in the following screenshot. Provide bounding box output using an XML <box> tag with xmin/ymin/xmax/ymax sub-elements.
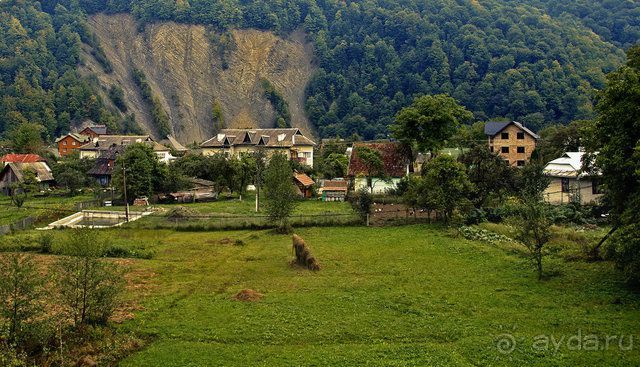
<box><xmin>79</xmin><ymin>135</ymin><xmax>173</xmax><ymax>163</ymax></box>
<box><xmin>543</xmin><ymin>151</ymin><xmax>602</xmax><ymax>205</ymax></box>
<box><xmin>1</xmin><ymin>154</ymin><xmax>45</xmax><ymax>166</ymax></box>
<box><xmin>0</xmin><ymin>162</ymin><xmax>54</xmax><ymax>195</ymax></box>
<box><xmin>79</xmin><ymin>124</ymin><xmax>108</xmax><ymax>139</ymax></box>
<box><xmin>55</xmin><ymin>133</ymin><xmax>91</xmax><ymax>157</ymax></box>
<box><xmin>484</xmin><ymin>121</ymin><xmax>539</xmax><ymax>167</ymax></box>
<box><xmin>87</xmin><ymin>145</ymin><xmax>126</xmax><ymax>186</ymax></box>
<box><xmin>200</xmin><ymin>128</ymin><xmax>315</xmax><ymax>166</ymax></box>
<box><xmin>347</xmin><ymin>142</ymin><xmax>411</xmax><ymax>194</ymax></box>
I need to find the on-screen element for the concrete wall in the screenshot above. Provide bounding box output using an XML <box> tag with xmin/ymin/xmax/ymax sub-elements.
<box><xmin>544</xmin><ymin>177</ymin><xmax>603</xmax><ymax>205</ymax></box>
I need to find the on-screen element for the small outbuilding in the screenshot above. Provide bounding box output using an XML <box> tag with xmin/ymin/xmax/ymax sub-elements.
<box><xmin>293</xmin><ymin>172</ymin><xmax>315</xmax><ymax>198</ymax></box>
<box><xmin>0</xmin><ymin>162</ymin><xmax>54</xmax><ymax>195</ymax></box>
<box><xmin>319</xmin><ymin>180</ymin><xmax>348</xmax><ymax>202</ymax></box>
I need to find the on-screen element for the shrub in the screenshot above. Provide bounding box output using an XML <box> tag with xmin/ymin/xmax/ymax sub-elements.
<box><xmin>56</xmin><ymin>229</ymin><xmax>124</xmax><ymax>326</ymax></box>
<box><xmin>37</xmin><ymin>233</ymin><xmax>54</xmax><ymax>254</ymax></box>
<box><xmin>464</xmin><ymin>208</ymin><xmax>487</xmax><ymax>225</ymax></box>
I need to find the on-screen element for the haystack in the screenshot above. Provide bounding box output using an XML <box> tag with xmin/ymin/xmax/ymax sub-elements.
<box><xmin>292</xmin><ymin>234</ymin><xmax>320</xmax><ymax>271</ymax></box>
<box><xmin>234</xmin><ymin>289</ymin><xmax>264</xmax><ymax>302</ymax></box>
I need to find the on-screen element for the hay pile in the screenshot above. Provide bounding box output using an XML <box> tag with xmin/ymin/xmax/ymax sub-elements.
<box><xmin>233</xmin><ymin>289</ymin><xmax>264</xmax><ymax>302</ymax></box>
<box><xmin>166</xmin><ymin>206</ymin><xmax>199</xmax><ymax>219</ymax></box>
<box><xmin>292</xmin><ymin>234</ymin><xmax>320</xmax><ymax>271</ymax></box>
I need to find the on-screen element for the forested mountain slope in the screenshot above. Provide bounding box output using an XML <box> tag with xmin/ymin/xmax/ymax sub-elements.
<box><xmin>1</xmin><ymin>0</ymin><xmax>638</xmax><ymax>143</ymax></box>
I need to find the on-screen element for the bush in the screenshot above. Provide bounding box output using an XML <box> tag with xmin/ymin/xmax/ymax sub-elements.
<box><xmin>464</xmin><ymin>208</ymin><xmax>487</xmax><ymax>225</ymax></box>
<box><xmin>457</xmin><ymin>226</ymin><xmax>513</xmax><ymax>245</ymax></box>
<box><xmin>351</xmin><ymin>187</ymin><xmax>373</xmax><ymax>223</ymax></box>
<box><xmin>37</xmin><ymin>233</ymin><xmax>54</xmax><ymax>254</ymax></box>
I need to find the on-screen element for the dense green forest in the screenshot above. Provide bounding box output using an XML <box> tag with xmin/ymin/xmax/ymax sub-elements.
<box><xmin>0</xmin><ymin>0</ymin><xmax>638</xmax><ymax>142</ymax></box>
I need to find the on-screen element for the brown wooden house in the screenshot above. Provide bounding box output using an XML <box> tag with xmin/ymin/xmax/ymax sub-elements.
<box><xmin>293</xmin><ymin>172</ymin><xmax>315</xmax><ymax>198</ymax></box>
<box><xmin>55</xmin><ymin>133</ymin><xmax>91</xmax><ymax>157</ymax></box>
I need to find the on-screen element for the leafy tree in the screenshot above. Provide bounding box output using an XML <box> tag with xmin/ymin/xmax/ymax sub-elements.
<box><xmin>418</xmin><ymin>155</ymin><xmax>474</xmax><ymax>222</ymax></box>
<box><xmin>263</xmin><ymin>153</ymin><xmax>298</xmax><ymax>232</ymax></box>
<box><xmin>51</xmin><ymin>152</ymin><xmax>95</xmax><ymax>195</ymax></box>
<box><xmin>0</xmin><ymin>254</ymin><xmax>45</xmax><ymax>344</ymax></box>
<box><xmin>108</xmin><ymin>85</ymin><xmax>127</xmax><ymax>112</ymax></box>
<box><xmin>459</xmin><ymin>144</ymin><xmax>517</xmax><ymax>207</ymax></box>
<box><xmin>112</xmin><ymin>143</ymin><xmax>165</xmax><ymax>201</ymax></box>
<box><xmin>393</xmin><ymin>94</ymin><xmax>473</xmax><ymax>156</ymax></box>
<box><xmin>512</xmin><ymin>198</ymin><xmax>552</xmax><ymax>281</ymax></box>
<box><xmin>353</xmin><ymin>146</ymin><xmax>386</xmax><ymax>193</ymax></box>
<box><xmin>352</xmin><ymin>187</ymin><xmax>373</xmax><ymax>225</ymax></box>
<box><xmin>533</xmin><ymin>120</ymin><xmax>594</xmax><ymax>164</ymax></box>
<box><xmin>590</xmin><ymin>45</ymin><xmax>640</xmax><ymax>284</ymax></box>
<box><xmin>7</xmin><ymin>124</ymin><xmax>44</xmax><ymax>154</ymax></box>
<box><xmin>320</xmin><ymin>153</ymin><xmax>348</xmax><ymax>179</ymax></box>
<box><xmin>56</xmin><ymin>229</ymin><xmax>124</xmax><ymax>326</ymax></box>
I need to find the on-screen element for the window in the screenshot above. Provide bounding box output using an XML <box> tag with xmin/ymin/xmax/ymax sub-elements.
<box><xmin>501</xmin><ymin>146</ymin><xmax>509</xmax><ymax>154</ymax></box>
<box><xmin>517</xmin><ymin>147</ymin><xmax>525</xmax><ymax>153</ymax></box>
<box><xmin>592</xmin><ymin>179</ymin><xmax>602</xmax><ymax>195</ymax></box>
<box><xmin>63</xmin><ymin>141</ymin><xmax>67</xmax><ymax>145</ymax></box>
<box><xmin>501</xmin><ymin>132</ymin><xmax>509</xmax><ymax>139</ymax></box>
<box><xmin>72</xmin><ymin>141</ymin><xmax>76</xmax><ymax>146</ymax></box>
<box><xmin>517</xmin><ymin>132</ymin><xmax>525</xmax><ymax>139</ymax></box>
<box><xmin>63</xmin><ymin>148</ymin><xmax>67</xmax><ymax>153</ymax></box>
<box><xmin>490</xmin><ymin>146</ymin><xmax>494</xmax><ymax>152</ymax></box>
<box><xmin>517</xmin><ymin>160</ymin><xmax>525</xmax><ymax>167</ymax></box>
<box><xmin>561</xmin><ymin>178</ymin><xmax>570</xmax><ymax>193</ymax></box>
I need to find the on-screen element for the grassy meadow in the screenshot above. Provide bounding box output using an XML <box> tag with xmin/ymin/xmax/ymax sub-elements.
<box><xmin>22</xmin><ymin>224</ymin><xmax>634</xmax><ymax>366</ymax></box>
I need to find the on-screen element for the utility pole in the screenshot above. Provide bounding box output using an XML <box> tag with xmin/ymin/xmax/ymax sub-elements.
<box><xmin>122</xmin><ymin>160</ymin><xmax>129</xmax><ymax>222</ymax></box>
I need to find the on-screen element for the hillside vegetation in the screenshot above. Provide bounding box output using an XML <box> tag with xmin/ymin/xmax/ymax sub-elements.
<box><xmin>0</xmin><ymin>0</ymin><xmax>638</xmax><ymax>142</ymax></box>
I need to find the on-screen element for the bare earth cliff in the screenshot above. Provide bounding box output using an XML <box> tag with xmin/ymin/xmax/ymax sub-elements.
<box><xmin>81</xmin><ymin>14</ymin><xmax>315</xmax><ymax>144</ymax></box>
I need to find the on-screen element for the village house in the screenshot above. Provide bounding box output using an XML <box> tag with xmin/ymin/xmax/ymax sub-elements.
<box><xmin>1</xmin><ymin>154</ymin><xmax>45</xmax><ymax>166</ymax></box>
<box><xmin>79</xmin><ymin>124</ymin><xmax>108</xmax><ymax>139</ymax></box>
<box><xmin>485</xmin><ymin>121</ymin><xmax>539</xmax><ymax>167</ymax></box>
<box><xmin>0</xmin><ymin>162</ymin><xmax>54</xmax><ymax>195</ymax></box>
<box><xmin>79</xmin><ymin>135</ymin><xmax>173</xmax><ymax>163</ymax></box>
<box><xmin>87</xmin><ymin>145</ymin><xmax>124</xmax><ymax>186</ymax></box>
<box><xmin>55</xmin><ymin>133</ymin><xmax>91</xmax><ymax>156</ymax></box>
<box><xmin>200</xmin><ymin>128</ymin><xmax>315</xmax><ymax>167</ymax></box>
<box><xmin>348</xmin><ymin>142</ymin><xmax>411</xmax><ymax>195</ymax></box>
<box><xmin>543</xmin><ymin>151</ymin><xmax>603</xmax><ymax>205</ymax></box>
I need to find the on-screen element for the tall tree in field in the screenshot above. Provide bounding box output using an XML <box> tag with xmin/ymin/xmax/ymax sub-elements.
<box><xmin>113</xmin><ymin>144</ymin><xmax>166</xmax><ymax>201</ymax></box>
<box><xmin>419</xmin><ymin>155</ymin><xmax>474</xmax><ymax>222</ymax></box>
<box><xmin>393</xmin><ymin>94</ymin><xmax>473</xmax><ymax>156</ymax></box>
<box><xmin>591</xmin><ymin>45</ymin><xmax>640</xmax><ymax>284</ymax></box>
<box><xmin>512</xmin><ymin>163</ymin><xmax>552</xmax><ymax>281</ymax></box>
<box><xmin>353</xmin><ymin>146</ymin><xmax>386</xmax><ymax>193</ymax></box>
<box><xmin>263</xmin><ymin>153</ymin><xmax>298</xmax><ymax>232</ymax></box>
<box><xmin>459</xmin><ymin>144</ymin><xmax>517</xmax><ymax>207</ymax></box>
<box><xmin>0</xmin><ymin>253</ymin><xmax>45</xmax><ymax>344</ymax></box>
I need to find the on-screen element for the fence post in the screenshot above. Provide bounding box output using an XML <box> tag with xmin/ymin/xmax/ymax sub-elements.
<box><xmin>366</xmin><ymin>213</ymin><xmax>370</xmax><ymax>227</ymax></box>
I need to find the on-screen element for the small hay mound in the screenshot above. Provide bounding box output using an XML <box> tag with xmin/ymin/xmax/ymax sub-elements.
<box><xmin>292</xmin><ymin>234</ymin><xmax>320</xmax><ymax>271</ymax></box>
<box><xmin>76</xmin><ymin>356</ymin><xmax>97</xmax><ymax>367</ymax></box>
<box><xmin>234</xmin><ymin>289</ymin><xmax>264</xmax><ymax>302</ymax></box>
<box><xmin>167</xmin><ymin>206</ymin><xmax>199</xmax><ymax>219</ymax></box>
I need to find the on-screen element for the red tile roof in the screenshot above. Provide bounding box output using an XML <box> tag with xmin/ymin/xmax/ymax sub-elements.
<box><xmin>293</xmin><ymin>172</ymin><xmax>315</xmax><ymax>187</ymax></box>
<box><xmin>348</xmin><ymin>142</ymin><xmax>410</xmax><ymax>178</ymax></box>
<box><xmin>321</xmin><ymin>180</ymin><xmax>348</xmax><ymax>192</ymax></box>
<box><xmin>1</xmin><ymin>154</ymin><xmax>44</xmax><ymax>163</ymax></box>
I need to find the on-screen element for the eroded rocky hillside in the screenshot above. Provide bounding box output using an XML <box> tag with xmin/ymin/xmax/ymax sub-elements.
<box><xmin>81</xmin><ymin>14</ymin><xmax>315</xmax><ymax>144</ymax></box>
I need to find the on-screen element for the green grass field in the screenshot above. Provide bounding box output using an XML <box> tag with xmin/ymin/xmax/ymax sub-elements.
<box><xmin>0</xmin><ymin>193</ymin><xmax>94</xmax><ymax>226</ymax></box>
<box><xmin>78</xmin><ymin>225</ymin><xmax>640</xmax><ymax>366</ymax></box>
